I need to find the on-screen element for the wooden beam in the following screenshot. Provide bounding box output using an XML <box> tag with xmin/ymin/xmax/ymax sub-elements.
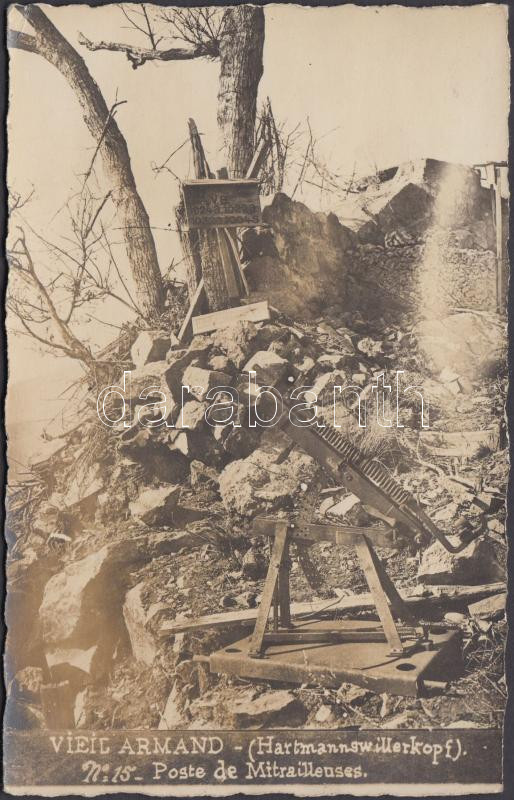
<box><xmin>160</xmin><ymin>582</ymin><xmax>506</xmax><ymax>636</ymax></box>
<box><xmin>192</xmin><ymin>299</ymin><xmax>270</xmax><ymax>335</ymax></box>
<box><xmin>246</xmin><ymin>135</ymin><xmax>271</xmax><ymax>179</ymax></box>
<box><xmin>216</xmin><ymin>228</ymin><xmax>241</xmax><ymax>302</ymax></box>
<box><xmin>224</xmin><ymin>228</ymin><xmax>249</xmax><ymax>295</ymax></box>
<box><xmin>177</xmin><ymin>280</ymin><xmax>205</xmax><ymax>342</ymax></box>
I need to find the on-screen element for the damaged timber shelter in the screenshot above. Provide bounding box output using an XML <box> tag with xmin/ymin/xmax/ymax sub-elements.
<box><xmin>5</xmin><ymin>123</ymin><xmax>508</xmax><ymax>732</ymax></box>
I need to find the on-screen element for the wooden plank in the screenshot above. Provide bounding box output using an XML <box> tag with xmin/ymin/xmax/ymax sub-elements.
<box><xmin>182</xmin><ymin>180</ymin><xmax>261</xmax><ymax>229</ymax></box>
<box><xmin>160</xmin><ymin>582</ymin><xmax>506</xmax><ymax>636</ymax></box>
<box><xmin>192</xmin><ymin>299</ymin><xmax>270</xmax><ymax>335</ymax></box>
<box><xmin>216</xmin><ymin>228</ymin><xmax>240</xmax><ymax>302</ymax></box>
<box><xmin>175</xmin><ymin>120</ymin><xmax>209</xmax><ymax>299</ymax></box>
<box><xmin>224</xmin><ymin>228</ymin><xmax>249</xmax><ymax>295</ymax></box>
<box><xmin>187</xmin><ymin>118</ymin><xmax>211</xmax><ymax>179</ymax></box>
<box><xmin>468</xmin><ymin>592</ymin><xmax>505</xmax><ymax>620</ymax></box>
<box><xmin>177</xmin><ymin>280</ymin><xmax>205</xmax><ymax>342</ymax></box>
<box><xmin>246</xmin><ymin>135</ymin><xmax>271</xmax><ymax>179</ymax></box>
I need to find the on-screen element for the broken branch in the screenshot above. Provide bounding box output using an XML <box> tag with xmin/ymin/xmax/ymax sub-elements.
<box><xmin>78</xmin><ymin>33</ymin><xmax>218</xmax><ymax>69</ymax></box>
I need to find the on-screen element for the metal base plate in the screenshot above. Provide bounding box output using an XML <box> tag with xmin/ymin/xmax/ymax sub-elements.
<box><xmin>208</xmin><ymin>619</ymin><xmax>462</xmax><ymax>696</ymax></box>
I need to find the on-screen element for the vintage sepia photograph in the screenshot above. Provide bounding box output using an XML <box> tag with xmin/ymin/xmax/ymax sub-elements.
<box><xmin>3</xmin><ymin>1</ymin><xmax>510</xmax><ymax>795</ymax></box>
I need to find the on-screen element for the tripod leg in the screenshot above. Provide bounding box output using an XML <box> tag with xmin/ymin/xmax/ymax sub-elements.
<box><xmin>365</xmin><ymin>538</ymin><xmax>418</xmax><ymax>626</ymax></box>
<box><xmin>249</xmin><ymin>522</ymin><xmax>288</xmax><ymax>657</ymax></box>
<box><xmin>278</xmin><ymin>538</ymin><xmax>291</xmax><ymax>627</ymax></box>
<box><xmin>355</xmin><ymin>535</ymin><xmax>404</xmax><ymax>655</ymax></box>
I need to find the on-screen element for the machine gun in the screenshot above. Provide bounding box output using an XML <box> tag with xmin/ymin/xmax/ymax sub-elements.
<box><xmin>206</xmin><ymin>372</ymin><xmax>467</xmax><ymax>696</ymax></box>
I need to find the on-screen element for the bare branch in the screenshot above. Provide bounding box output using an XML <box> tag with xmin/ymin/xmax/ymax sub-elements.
<box><xmin>6</xmin><ymin>28</ymin><xmax>38</xmax><ymax>54</ymax></box>
<box><xmin>8</xmin><ymin>186</ymin><xmax>35</xmax><ymax>214</ymax></box>
<box><xmin>78</xmin><ymin>32</ymin><xmax>218</xmax><ymax>69</ymax></box>
<box><xmin>8</xmin><ymin>228</ymin><xmax>95</xmax><ymax>364</ymax></box>
<box><xmin>8</xmin><ymin>3</ymin><xmax>165</xmax><ymax>318</ymax></box>
<box><xmin>81</xmin><ymin>102</ymin><xmax>126</xmax><ymax>188</ymax></box>
<box><xmin>140</xmin><ymin>4</ymin><xmax>158</xmax><ymax>50</ymax></box>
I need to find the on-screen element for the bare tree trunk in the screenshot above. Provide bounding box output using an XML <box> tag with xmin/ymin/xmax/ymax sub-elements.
<box><xmin>8</xmin><ymin>6</ymin><xmax>165</xmax><ymax>320</ymax></box>
<box><xmin>176</xmin><ymin>203</ymin><xmax>203</xmax><ymax>298</ymax></box>
<box><xmin>217</xmin><ymin>6</ymin><xmax>264</xmax><ymax>178</ymax></box>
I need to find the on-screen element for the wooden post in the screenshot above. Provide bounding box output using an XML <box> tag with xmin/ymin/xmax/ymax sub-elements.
<box><xmin>175</xmin><ymin>119</ymin><xmax>211</xmax><ymax>304</ymax></box>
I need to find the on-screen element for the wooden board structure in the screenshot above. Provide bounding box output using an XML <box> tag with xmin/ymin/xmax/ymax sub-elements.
<box><xmin>181</xmin><ymin>179</ymin><xmax>262</xmax><ymax>230</ymax></box>
<box><xmin>192</xmin><ymin>299</ymin><xmax>271</xmax><ymax>335</ymax></box>
<box><xmin>160</xmin><ymin>581</ymin><xmax>506</xmax><ymax>636</ymax></box>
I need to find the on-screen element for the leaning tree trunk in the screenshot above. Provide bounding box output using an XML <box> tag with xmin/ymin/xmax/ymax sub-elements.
<box><xmin>8</xmin><ymin>5</ymin><xmax>165</xmax><ymax>320</ymax></box>
<box><xmin>217</xmin><ymin>6</ymin><xmax>264</xmax><ymax>178</ymax></box>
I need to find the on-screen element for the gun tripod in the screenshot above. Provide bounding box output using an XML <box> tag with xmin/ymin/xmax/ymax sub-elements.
<box><xmin>207</xmin><ymin>518</ymin><xmax>462</xmax><ymax>696</ymax></box>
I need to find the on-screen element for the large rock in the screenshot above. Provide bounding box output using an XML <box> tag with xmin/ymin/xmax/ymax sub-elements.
<box><xmin>417</xmin><ymin>536</ymin><xmax>505</xmax><ymax>585</ymax></box>
<box><xmin>219</xmin><ymin>446</ymin><xmax>317</xmax><ymax>516</ymax></box>
<box><xmin>415</xmin><ymin>312</ymin><xmax>505</xmax><ymax>380</ymax></box>
<box><xmin>10</xmin><ymin>667</ymin><xmax>44</xmax><ymax>704</ymax></box>
<box><xmin>45</xmin><ymin>645</ymin><xmax>102</xmax><ymax>685</ymax></box>
<box><xmin>5</xmin><ymin>554</ymin><xmax>58</xmax><ymax>679</ymax></box>
<box><xmin>468</xmin><ymin>592</ymin><xmax>506</xmax><ymax>621</ymax></box>
<box><xmin>211</xmin><ymin>320</ymin><xmax>265</xmax><ymax>369</ymax></box>
<box><xmin>245</xmin><ymin>193</ymin><xmax>356</xmax><ymax>319</ymax></box>
<box><xmin>228</xmin><ymin>689</ymin><xmax>305</xmax><ymax>728</ymax></box>
<box><xmin>351</xmin><ymin>237</ymin><xmax>499</xmax><ymax>318</ymax></box>
<box><xmin>348</xmin><ymin>159</ymin><xmax>492</xmax><ymax>245</ymax></box>
<box><xmin>38</xmin><ymin>541</ymin><xmax>144</xmax><ymax>676</ymax></box>
<box><xmin>127</xmin><ymin>361</ymin><xmax>170</xmax><ymax>406</ymax></box>
<box><xmin>243</xmin><ymin>350</ymin><xmax>289</xmax><ymax>387</ymax></box>
<box><xmin>164</xmin><ymin>347</ymin><xmax>209</xmax><ymax>401</ymax></box>
<box><xmin>182</xmin><ymin>366</ymin><xmax>232</xmax><ymax>401</ymax></box>
<box><xmin>129</xmin><ymin>485</ymin><xmax>181</xmax><ymax>527</ymax></box>
<box><xmin>131</xmin><ymin>330</ymin><xmax>171</xmax><ymax>368</ymax></box>
<box><xmin>342</xmin><ymin>160</ymin><xmax>499</xmax><ymax>318</ymax></box>
<box><xmin>190</xmin><ymin>460</ymin><xmax>219</xmax><ymax>489</ymax></box>
<box><xmin>176</xmin><ymin>401</ymin><xmax>207</xmax><ymax>432</ymax></box>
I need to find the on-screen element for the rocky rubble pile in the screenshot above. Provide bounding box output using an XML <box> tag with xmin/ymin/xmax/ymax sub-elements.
<box><xmin>5</xmin><ymin>158</ymin><xmax>508</xmax><ymax>732</ymax></box>
<box><xmin>5</xmin><ymin>299</ymin><xmax>507</xmax><ymax>732</ymax></box>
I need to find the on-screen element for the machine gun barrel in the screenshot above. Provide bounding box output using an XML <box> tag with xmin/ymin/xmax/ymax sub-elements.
<box><xmin>272</xmin><ymin>378</ymin><xmax>469</xmax><ymax>554</ymax></box>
